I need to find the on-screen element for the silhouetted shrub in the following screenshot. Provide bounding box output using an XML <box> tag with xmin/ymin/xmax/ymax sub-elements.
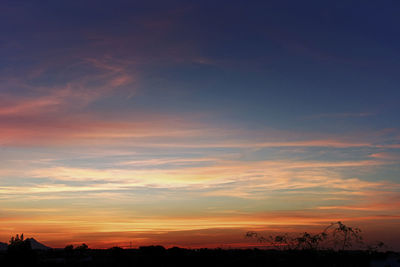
<box><xmin>64</xmin><ymin>244</ymin><xmax>74</xmax><ymax>250</ymax></box>
<box><xmin>6</xmin><ymin>234</ymin><xmax>37</xmax><ymax>266</ymax></box>
<box><xmin>246</xmin><ymin>221</ymin><xmax>374</xmax><ymax>251</ymax></box>
<box><xmin>75</xmin><ymin>243</ymin><xmax>89</xmax><ymax>251</ymax></box>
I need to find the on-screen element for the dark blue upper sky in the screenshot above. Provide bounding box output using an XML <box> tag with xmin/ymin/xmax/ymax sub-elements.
<box><xmin>2</xmin><ymin>0</ymin><xmax>399</xmax><ymax>132</ymax></box>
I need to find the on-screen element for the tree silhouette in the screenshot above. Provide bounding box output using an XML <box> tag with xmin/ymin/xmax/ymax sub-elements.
<box><xmin>6</xmin><ymin>233</ymin><xmax>36</xmax><ymax>266</ymax></box>
<box><xmin>64</xmin><ymin>244</ymin><xmax>74</xmax><ymax>254</ymax></box>
<box><xmin>246</xmin><ymin>221</ymin><xmax>372</xmax><ymax>251</ymax></box>
<box><xmin>246</xmin><ymin>231</ymin><xmax>328</xmax><ymax>250</ymax></box>
<box><xmin>76</xmin><ymin>243</ymin><xmax>89</xmax><ymax>251</ymax></box>
<box><xmin>323</xmin><ymin>221</ymin><xmax>363</xmax><ymax>250</ymax></box>
<box><xmin>8</xmin><ymin>233</ymin><xmax>32</xmax><ymax>252</ymax></box>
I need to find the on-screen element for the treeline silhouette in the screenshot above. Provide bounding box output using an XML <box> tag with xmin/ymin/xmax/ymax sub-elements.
<box><xmin>246</xmin><ymin>221</ymin><xmax>386</xmax><ymax>251</ymax></box>
<box><xmin>0</xmin><ymin>222</ymin><xmax>398</xmax><ymax>267</ymax></box>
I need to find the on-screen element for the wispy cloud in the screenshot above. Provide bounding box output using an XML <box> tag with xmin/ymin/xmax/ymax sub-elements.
<box><xmin>0</xmin><ymin>55</ymin><xmax>136</xmax><ymax>119</ymax></box>
<box><xmin>304</xmin><ymin>112</ymin><xmax>375</xmax><ymax>120</ymax></box>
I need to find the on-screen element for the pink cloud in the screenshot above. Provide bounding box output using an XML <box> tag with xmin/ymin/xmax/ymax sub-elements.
<box><xmin>369</xmin><ymin>152</ymin><xmax>400</xmax><ymax>160</ymax></box>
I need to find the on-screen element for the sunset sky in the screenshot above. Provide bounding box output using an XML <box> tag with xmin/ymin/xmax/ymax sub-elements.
<box><xmin>1</xmin><ymin>1</ymin><xmax>400</xmax><ymax>249</ymax></box>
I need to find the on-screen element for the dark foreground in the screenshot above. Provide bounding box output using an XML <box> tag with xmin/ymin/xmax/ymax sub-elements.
<box><xmin>1</xmin><ymin>247</ymin><xmax>399</xmax><ymax>267</ymax></box>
